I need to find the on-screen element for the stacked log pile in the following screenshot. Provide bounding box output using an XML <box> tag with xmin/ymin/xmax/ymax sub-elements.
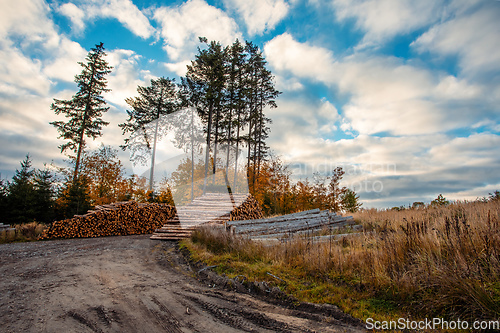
<box><xmin>226</xmin><ymin>208</ymin><xmax>355</xmax><ymax>240</ymax></box>
<box><xmin>151</xmin><ymin>193</ymin><xmax>263</xmax><ymax>240</ymax></box>
<box><xmin>40</xmin><ymin>201</ymin><xmax>176</xmax><ymax>240</ymax></box>
<box><xmin>229</xmin><ymin>195</ymin><xmax>263</xmax><ymax>221</ymax></box>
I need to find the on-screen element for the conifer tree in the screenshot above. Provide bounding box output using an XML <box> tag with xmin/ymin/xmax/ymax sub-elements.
<box><xmin>119</xmin><ymin>77</ymin><xmax>178</xmax><ymax>191</ymax></box>
<box><xmin>50</xmin><ymin>42</ymin><xmax>112</xmax><ymax>182</ymax></box>
<box><xmin>0</xmin><ymin>178</ymin><xmax>7</xmax><ymax>222</ymax></box>
<box><xmin>225</xmin><ymin>40</ymin><xmax>246</xmax><ymax>190</ymax></box>
<box><xmin>341</xmin><ymin>188</ymin><xmax>362</xmax><ymax>213</ymax></box>
<box><xmin>6</xmin><ymin>155</ymin><xmax>37</xmax><ymax>224</ymax></box>
<box><xmin>33</xmin><ymin>168</ymin><xmax>55</xmax><ymax>223</ymax></box>
<box><xmin>185</xmin><ymin>39</ymin><xmax>227</xmax><ymax>191</ymax></box>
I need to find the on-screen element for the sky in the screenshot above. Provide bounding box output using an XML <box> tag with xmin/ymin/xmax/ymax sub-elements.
<box><xmin>1</xmin><ymin>0</ymin><xmax>499</xmax><ymax>209</ymax></box>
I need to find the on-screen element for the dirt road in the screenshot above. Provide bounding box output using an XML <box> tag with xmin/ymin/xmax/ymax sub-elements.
<box><xmin>0</xmin><ymin>235</ymin><xmax>365</xmax><ymax>332</ymax></box>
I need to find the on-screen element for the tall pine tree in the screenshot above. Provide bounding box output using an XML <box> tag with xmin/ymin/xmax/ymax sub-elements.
<box><xmin>50</xmin><ymin>42</ymin><xmax>112</xmax><ymax>182</ymax></box>
<box><xmin>119</xmin><ymin>77</ymin><xmax>178</xmax><ymax>191</ymax></box>
<box><xmin>185</xmin><ymin>39</ymin><xmax>227</xmax><ymax>192</ymax></box>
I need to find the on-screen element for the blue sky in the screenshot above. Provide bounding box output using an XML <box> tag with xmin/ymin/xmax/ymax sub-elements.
<box><xmin>1</xmin><ymin>0</ymin><xmax>499</xmax><ymax>208</ymax></box>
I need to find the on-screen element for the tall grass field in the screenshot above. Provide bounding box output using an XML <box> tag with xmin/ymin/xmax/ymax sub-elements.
<box><xmin>183</xmin><ymin>199</ymin><xmax>500</xmax><ymax>326</ymax></box>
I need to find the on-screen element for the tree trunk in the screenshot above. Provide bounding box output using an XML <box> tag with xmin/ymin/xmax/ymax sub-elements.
<box><xmin>73</xmin><ymin>59</ymin><xmax>97</xmax><ymax>183</ymax></box>
<box><xmin>191</xmin><ymin>107</ymin><xmax>195</xmax><ymax>201</ymax></box>
<box><xmin>149</xmin><ymin>116</ymin><xmax>159</xmax><ymax>192</ymax></box>
<box><xmin>203</xmin><ymin>102</ymin><xmax>214</xmax><ymax>194</ymax></box>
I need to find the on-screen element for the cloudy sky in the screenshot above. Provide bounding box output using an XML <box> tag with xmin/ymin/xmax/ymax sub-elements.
<box><xmin>1</xmin><ymin>0</ymin><xmax>499</xmax><ymax>208</ymax></box>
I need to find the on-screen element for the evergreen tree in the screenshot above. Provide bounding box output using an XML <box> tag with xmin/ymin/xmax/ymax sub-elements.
<box><xmin>33</xmin><ymin>168</ymin><xmax>55</xmax><ymax>223</ymax></box>
<box><xmin>57</xmin><ymin>176</ymin><xmax>92</xmax><ymax>219</ymax></box>
<box><xmin>341</xmin><ymin>188</ymin><xmax>362</xmax><ymax>213</ymax></box>
<box><xmin>244</xmin><ymin>42</ymin><xmax>280</xmax><ymax>189</ymax></box>
<box><xmin>50</xmin><ymin>42</ymin><xmax>112</xmax><ymax>182</ymax></box>
<box><xmin>431</xmin><ymin>194</ymin><xmax>449</xmax><ymax>206</ymax></box>
<box><xmin>0</xmin><ymin>177</ymin><xmax>7</xmax><ymax>222</ymax></box>
<box><xmin>6</xmin><ymin>155</ymin><xmax>37</xmax><ymax>224</ymax></box>
<box><xmin>327</xmin><ymin>167</ymin><xmax>346</xmax><ymax>212</ymax></box>
<box><xmin>119</xmin><ymin>77</ymin><xmax>178</xmax><ymax>191</ymax></box>
<box><xmin>224</xmin><ymin>40</ymin><xmax>247</xmax><ymax>190</ymax></box>
<box><xmin>185</xmin><ymin>39</ymin><xmax>227</xmax><ymax>191</ymax></box>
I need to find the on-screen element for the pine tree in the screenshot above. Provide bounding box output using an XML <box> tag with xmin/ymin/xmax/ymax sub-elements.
<box><xmin>57</xmin><ymin>176</ymin><xmax>92</xmax><ymax>219</ymax></box>
<box><xmin>50</xmin><ymin>42</ymin><xmax>112</xmax><ymax>182</ymax></box>
<box><xmin>6</xmin><ymin>155</ymin><xmax>37</xmax><ymax>224</ymax></box>
<box><xmin>33</xmin><ymin>168</ymin><xmax>55</xmax><ymax>223</ymax></box>
<box><xmin>0</xmin><ymin>177</ymin><xmax>7</xmax><ymax>222</ymax></box>
<box><xmin>185</xmin><ymin>39</ymin><xmax>227</xmax><ymax>192</ymax></box>
<box><xmin>119</xmin><ymin>77</ymin><xmax>178</xmax><ymax>191</ymax></box>
<box><xmin>341</xmin><ymin>188</ymin><xmax>362</xmax><ymax>213</ymax></box>
<box><xmin>244</xmin><ymin>42</ymin><xmax>280</xmax><ymax>190</ymax></box>
<box><xmin>327</xmin><ymin>167</ymin><xmax>346</xmax><ymax>212</ymax></box>
<box><xmin>225</xmin><ymin>40</ymin><xmax>247</xmax><ymax>191</ymax></box>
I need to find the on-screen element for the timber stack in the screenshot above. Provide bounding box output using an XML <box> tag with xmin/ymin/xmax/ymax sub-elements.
<box><xmin>40</xmin><ymin>201</ymin><xmax>176</xmax><ymax>240</ymax></box>
<box><xmin>151</xmin><ymin>193</ymin><xmax>263</xmax><ymax>240</ymax></box>
<box><xmin>226</xmin><ymin>208</ymin><xmax>356</xmax><ymax>240</ymax></box>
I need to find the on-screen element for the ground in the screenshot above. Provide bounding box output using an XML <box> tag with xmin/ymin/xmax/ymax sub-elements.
<box><xmin>0</xmin><ymin>235</ymin><xmax>365</xmax><ymax>332</ymax></box>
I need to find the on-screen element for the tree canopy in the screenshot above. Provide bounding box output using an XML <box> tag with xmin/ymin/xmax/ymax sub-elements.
<box><xmin>50</xmin><ymin>42</ymin><xmax>112</xmax><ymax>182</ymax></box>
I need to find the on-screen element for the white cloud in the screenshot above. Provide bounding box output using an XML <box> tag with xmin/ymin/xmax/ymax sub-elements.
<box><xmin>433</xmin><ymin>75</ymin><xmax>482</xmax><ymax>100</ymax></box>
<box><xmin>58</xmin><ymin>3</ymin><xmax>85</xmax><ymax>32</ymax></box>
<box><xmin>57</xmin><ymin>0</ymin><xmax>155</xmax><ymax>39</ymax></box>
<box><xmin>43</xmin><ymin>38</ymin><xmax>87</xmax><ymax>82</ymax></box>
<box><xmin>0</xmin><ymin>0</ymin><xmax>60</xmax><ymax>46</ymax></box>
<box><xmin>428</xmin><ymin>133</ymin><xmax>500</xmax><ymax>167</ymax></box>
<box><xmin>163</xmin><ymin>60</ymin><xmax>191</xmax><ymax>77</ymax></box>
<box><xmin>105</xmin><ymin>49</ymin><xmax>153</xmax><ymax>108</ymax></box>
<box><xmin>411</xmin><ymin>2</ymin><xmax>500</xmax><ymax>76</ymax></box>
<box><xmin>264</xmin><ymin>33</ymin><xmax>335</xmax><ymax>82</ymax></box>
<box><xmin>273</xmin><ymin>75</ymin><xmax>304</xmax><ymax>91</ymax></box>
<box><xmin>223</xmin><ymin>0</ymin><xmax>290</xmax><ymax>35</ymax></box>
<box><xmin>331</xmin><ymin>0</ymin><xmax>444</xmax><ymax>48</ymax></box>
<box><xmin>154</xmin><ymin>0</ymin><xmax>242</xmax><ymax>61</ymax></box>
<box><xmin>265</xmin><ymin>33</ymin><xmax>492</xmax><ymax>136</ymax></box>
<box><xmin>0</xmin><ymin>43</ymin><xmax>50</xmax><ymax>96</ymax></box>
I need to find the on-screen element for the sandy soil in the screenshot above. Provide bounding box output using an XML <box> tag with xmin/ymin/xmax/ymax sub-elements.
<box><xmin>0</xmin><ymin>235</ymin><xmax>365</xmax><ymax>332</ymax></box>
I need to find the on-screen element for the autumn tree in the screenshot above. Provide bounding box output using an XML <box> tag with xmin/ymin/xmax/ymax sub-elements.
<box><xmin>79</xmin><ymin>145</ymin><xmax>132</xmax><ymax>205</ymax></box>
<box><xmin>50</xmin><ymin>43</ymin><xmax>112</xmax><ymax>182</ymax></box>
<box><xmin>119</xmin><ymin>77</ymin><xmax>178</xmax><ymax>191</ymax></box>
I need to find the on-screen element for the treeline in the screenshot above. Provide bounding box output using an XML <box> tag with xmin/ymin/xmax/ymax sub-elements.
<box><xmin>2</xmin><ymin>39</ymin><xmax>360</xmax><ymax>225</ymax></box>
<box><xmin>0</xmin><ymin>147</ymin><xmax>174</xmax><ymax>225</ymax></box>
<box><xmin>246</xmin><ymin>156</ymin><xmax>361</xmax><ymax>216</ymax></box>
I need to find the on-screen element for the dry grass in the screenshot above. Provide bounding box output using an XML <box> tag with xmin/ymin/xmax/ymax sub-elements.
<box><xmin>187</xmin><ymin>200</ymin><xmax>500</xmax><ymax>323</ymax></box>
<box><xmin>0</xmin><ymin>222</ymin><xmax>46</xmax><ymax>244</ymax></box>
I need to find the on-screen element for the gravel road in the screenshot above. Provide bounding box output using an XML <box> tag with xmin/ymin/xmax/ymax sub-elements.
<box><xmin>0</xmin><ymin>235</ymin><xmax>365</xmax><ymax>332</ymax></box>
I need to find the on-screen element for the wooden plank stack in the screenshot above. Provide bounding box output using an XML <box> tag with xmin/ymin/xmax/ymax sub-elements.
<box><xmin>226</xmin><ymin>208</ymin><xmax>355</xmax><ymax>240</ymax></box>
<box><xmin>151</xmin><ymin>193</ymin><xmax>264</xmax><ymax>240</ymax></box>
<box><xmin>39</xmin><ymin>201</ymin><xmax>176</xmax><ymax>240</ymax></box>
